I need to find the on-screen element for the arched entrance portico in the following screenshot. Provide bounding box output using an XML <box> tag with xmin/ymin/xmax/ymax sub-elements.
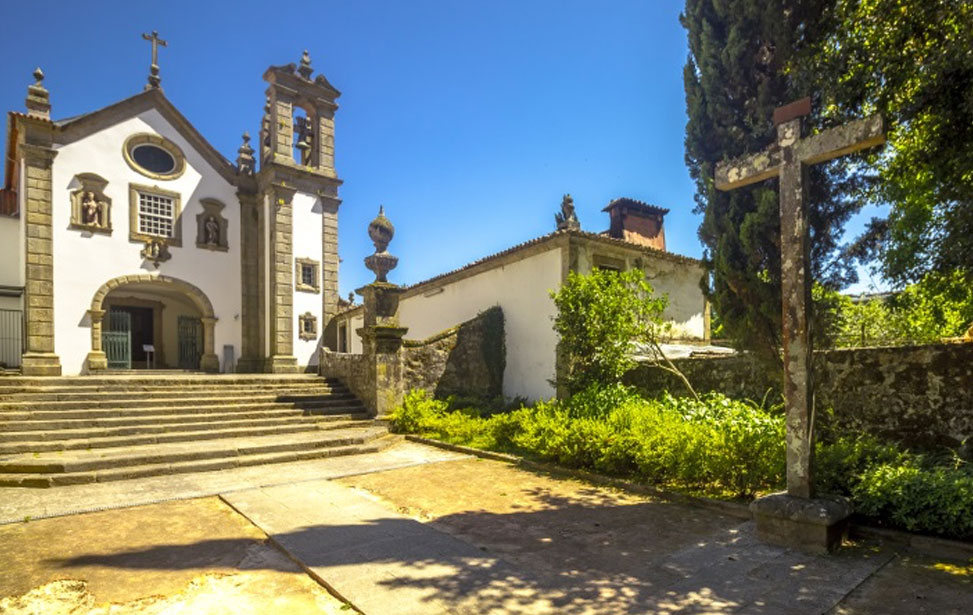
<box><xmin>86</xmin><ymin>274</ymin><xmax>219</xmax><ymax>372</ymax></box>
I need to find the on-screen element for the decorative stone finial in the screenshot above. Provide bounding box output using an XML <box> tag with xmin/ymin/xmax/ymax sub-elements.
<box><xmin>555</xmin><ymin>193</ymin><xmax>580</xmax><ymax>231</ymax></box>
<box><xmin>298</xmin><ymin>50</ymin><xmax>313</xmax><ymax>80</ymax></box>
<box><xmin>236</xmin><ymin>132</ymin><xmax>255</xmax><ymax>175</ymax></box>
<box><xmin>364</xmin><ymin>206</ymin><xmax>398</xmax><ymax>283</ymax></box>
<box><xmin>141</xmin><ymin>31</ymin><xmax>168</xmax><ymax>91</ymax></box>
<box><xmin>25</xmin><ymin>67</ymin><xmax>51</xmax><ymax>119</ymax></box>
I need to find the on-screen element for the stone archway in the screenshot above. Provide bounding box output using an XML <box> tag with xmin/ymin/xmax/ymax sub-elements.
<box><xmin>86</xmin><ymin>274</ymin><xmax>219</xmax><ymax>372</ymax></box>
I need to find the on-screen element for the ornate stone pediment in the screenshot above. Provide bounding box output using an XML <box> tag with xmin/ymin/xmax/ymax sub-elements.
<box><xmin>69</xmin><ymin>173</ymin><xmax>112</xmax><ymax>234</ymax></box>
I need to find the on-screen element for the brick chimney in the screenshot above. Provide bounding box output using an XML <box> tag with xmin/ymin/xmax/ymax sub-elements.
<box><xmin>603</xmin><ymin>198</ymin><xmax>668</xmax><ymax>251</ymax></box>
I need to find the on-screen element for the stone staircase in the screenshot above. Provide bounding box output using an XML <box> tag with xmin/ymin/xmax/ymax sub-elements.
<box><xmin>0</xmin><ymin>374</ymin><xmax>396</xmax><ymax>487</ymax></box>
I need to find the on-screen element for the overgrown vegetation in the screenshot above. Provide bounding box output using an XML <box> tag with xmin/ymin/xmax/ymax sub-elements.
<box><xmin>827</xmin><ymin>272</ymin><xmax>973</xmax><ymax>347</ymax></box>
<box><xmin>551</xmin><ymin>268</ymin><xmax>698</xmax><ymax>398</ymax></box>
<box><xmin>392</xmin><ymin>388</ymin><xmax>973</xmax><ymax>540</ymax></box>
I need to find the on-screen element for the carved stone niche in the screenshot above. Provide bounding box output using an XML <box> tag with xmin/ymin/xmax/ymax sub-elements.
<box><xmin>69</xmin><ymin>173</ymin><xmax>112</xmax><ymax>234</ymax></box>
<box><xmin>195</xmin><ymin>198</ymin><xmax>229</xmax><ymax>251</ymax></box>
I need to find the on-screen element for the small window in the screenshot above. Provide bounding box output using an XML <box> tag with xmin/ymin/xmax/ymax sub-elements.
<box><xmin>298</xmin><ymin>312</ymin><xmax>318</xmax><ymax>341</ymax></box>
<box><xmin>138</xmin><ymin>191</ymin><xmax>175</xmax><ymax>238</ymax></box>
<box><xmin>132</xmin><ymin>144</ymin><xmax>176</xmax><ymax>175</ymax></box>
<box><xmin>295</xmin><ymin>258</ymin><xmax>320</xmax><ymax>293</ymax></box>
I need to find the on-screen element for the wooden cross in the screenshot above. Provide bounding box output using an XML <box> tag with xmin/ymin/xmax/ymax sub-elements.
<box><xmin>141</xmin><ymin>31</ymin><xmax>168</xmax><ymax>90</ymax></box>
<box><xmin>714</xmin><ymin>98</ymin><xmax>885</xmax><ymax>499</ymax></box>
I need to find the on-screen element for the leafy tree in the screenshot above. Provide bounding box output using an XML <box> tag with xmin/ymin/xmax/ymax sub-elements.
<box><xmin>681</xmin><ymin>0</ymin><xmax>861</xmax><ymax>367</ymax></box>
<box><xmin>812</xmin><ymin>0</ymin><xmax>973</xmax><ymax>288</ymax></box>
<box><xmin>551</xmin><ymin>269</ymin><xmax>696</xmax><ymax>397</ymax></box>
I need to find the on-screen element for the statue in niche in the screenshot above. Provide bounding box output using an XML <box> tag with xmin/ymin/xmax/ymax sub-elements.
<box><xmin>204</xmin><ymin>215</ymin><xmax>220</xmax><ymax>245</ymax></box>
<box><xmin>81</xmin><ymin>191</ymin><xmax>103</xmax><ymax>226</ymax></box>
<box><xmin>555</xmin><ymin>193</ymin><xmax>581</xmax><ymax>231</ymax></box>
<box><xmin>141</xmin><ymin>238</ymin><xmax>171</xmax><ymax>267</ymax></box>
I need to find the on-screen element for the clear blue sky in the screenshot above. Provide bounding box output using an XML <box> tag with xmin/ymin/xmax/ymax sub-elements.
<box><xmin>0</xmin><ymin>0</ymin><xmax>881</xmax><ymax>296</ymax></box>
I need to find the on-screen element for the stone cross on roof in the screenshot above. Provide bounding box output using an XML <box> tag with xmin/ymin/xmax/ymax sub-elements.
<box><xmin>142</xmin><ymin>31</ymin><xmax>168</xmax><ymax>91</ymax></box>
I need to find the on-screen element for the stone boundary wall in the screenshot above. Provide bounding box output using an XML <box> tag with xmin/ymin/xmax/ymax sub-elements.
<box><xmin>625</xmin><ymin>342</ymin><xmax>973</xmax><ymax>448</ymax></box>
<box><xmin>403</xmin><ymin>306</ymin><xmax>505</xmax><ymax>401</ymax></box>
<box><xmin>318</xmin><ymin>351</ymin><xmax>370</xmax><ymax>410</ymax></box>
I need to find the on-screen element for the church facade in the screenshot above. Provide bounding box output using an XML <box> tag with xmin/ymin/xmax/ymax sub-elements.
<box><xmin>0</xmin><ymin>51</ymin><xmax>342</xmax><ymax>375</ymax></box>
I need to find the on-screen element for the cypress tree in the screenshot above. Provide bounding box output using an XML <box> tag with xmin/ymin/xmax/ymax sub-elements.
<box><xmin>681</xmin><ymin>0</ymin><xmax>857</xmax><ymax>365</ymax></box>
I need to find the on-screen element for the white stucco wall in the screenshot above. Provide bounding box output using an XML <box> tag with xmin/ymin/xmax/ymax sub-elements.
<box><xmin>292</xmin><ymin>191</ymin><xmax>324</xmax><ymax>367</ymax></box>
<box><xmin>575</xmin><ymin>248</ymin><xmax>706</xmax><ymax>340</ymax></box>
<box><xmin>395</xmin><ymin>247</ymin><xmax>563</xmax><ymax>401</ymax></box>
<box><xmin>51</xmin><ymin>108</ymin><xmax>242</xmax><ymax>374</ymax></box>
<box><xmin>0</xmin><ymin>214</ymin><xmax>23</xmax><ymax>311</ymax></box>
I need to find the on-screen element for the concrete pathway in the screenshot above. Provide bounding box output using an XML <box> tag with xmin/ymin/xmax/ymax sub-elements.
<box><xmin>0</xmin><ymin>441</ymin><xmax>467</xmax><ymax>525</ymax></box>
<box><xmin>223</xmin><ymin>477</ymin><xmax>893</xmax><ymax>615</ymax></box>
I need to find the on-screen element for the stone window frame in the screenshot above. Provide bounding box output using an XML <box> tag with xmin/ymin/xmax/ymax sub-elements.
<box><xmin>122</xmin><ymin>133</ymin><xmax>187</xmax><ymax>181</ymax></box>
<box><xmin>129</xmin><ymin>183</ymin><xmax>183</xmax><ymax>247</ymax></box>
<box><xmin>195</xmin><ymin>198</ymin><xmax>229</xmax><ymax>252</ymax></box>
<box><xmin>69</xmin><ymin>172</ymin><xmax>112</xmax><ymax>235</ymax></box>
<box><xmin>298</xmin><ymin>312</ymin><xmax>318</xmax><ymax>341</ymax></box>
<box><xmin>295</xmin><ymin>257</ymin><xmax>320</xmax><ymax>293</ymax></box>
<box><xmin>593</xmin><ymin>254</ymin><xmax>626</xmax><ymax>272</ymax></box>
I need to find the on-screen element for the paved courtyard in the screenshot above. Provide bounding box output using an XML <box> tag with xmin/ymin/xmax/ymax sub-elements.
<box><xmin>0</xmin><ymin>442</ymin><xmax>970</xmax><ymax>614</ymax></box>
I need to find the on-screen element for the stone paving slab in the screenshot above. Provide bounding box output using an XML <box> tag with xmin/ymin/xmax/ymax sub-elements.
<box><xmin>0</xmin><ymin>441</ymin><xmax>468</xmax><ymax>524</ymax></box>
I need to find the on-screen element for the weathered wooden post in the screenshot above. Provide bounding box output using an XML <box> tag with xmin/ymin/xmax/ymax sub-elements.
<box><xmin>715</xmin><ymin>98</ymin><xmax>885</xmax><ymax>552</ymax></box>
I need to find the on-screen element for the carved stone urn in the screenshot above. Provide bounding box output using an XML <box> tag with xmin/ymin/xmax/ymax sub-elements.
<box><xmin>364</xmin><ymin>206</ymin><xmax>398</xmax><ymax>283</ymax></box>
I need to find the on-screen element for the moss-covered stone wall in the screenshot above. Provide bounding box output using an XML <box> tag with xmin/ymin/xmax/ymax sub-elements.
<box><xmin>626</xmin><ymin>342</ymin><xmax>973</xmax><ymax>448</ymax></box>
<box><xmin>403</xmin><ymin>306</ymin><xmax>505</xmax><ymax>401</ymax></box>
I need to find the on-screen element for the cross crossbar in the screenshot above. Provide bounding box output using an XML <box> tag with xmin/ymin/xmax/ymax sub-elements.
<box><xmin>714</xmin><ymin>114</ymin><xmax>884</xmax><ymax>191</ymax></box>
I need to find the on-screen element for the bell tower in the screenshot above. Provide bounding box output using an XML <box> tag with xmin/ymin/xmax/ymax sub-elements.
<box><xmin>243</xmin><ymin>51</ymin><xmax>342</xmax><ymax>373</ymax></box>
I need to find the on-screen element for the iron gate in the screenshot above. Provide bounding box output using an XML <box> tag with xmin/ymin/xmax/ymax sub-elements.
<box><xmin>178</xmin><ymin>316</ymin><xmax>202</xmax><ymax>370</ymax></box>
<box><xmin>0</xmin><ymin>308</ymin><xmax>23</xmax><ymax>368</ymax></box>
<box><xmin>103</xmin><ymin>309</ymin><xmax>132</xmax><ymax>369</ymax></box>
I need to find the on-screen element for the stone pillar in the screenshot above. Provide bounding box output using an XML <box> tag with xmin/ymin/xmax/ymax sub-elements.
<box><xmin>354</xmin><ymin>207</ymin><xmax>407</xmax><ymax>418</ymax></box>
<box><xmin>237</xmin><ymin>189</ymin><xmax>265</xmax><ymax>372</ymax></box>
<box><xmin>85</xmin><ymin>309</ymin><xmax>108</xmax><ymax>371</ymax></box>
<box><xmin>200</xmin><ymin>316</ymin><xmax>219</xmax><ymax>373</ymax></box>
<box><xmin>357</xmin><ymin>283</ymin><xmax>407</xmax><ymax>419</ymax></box>
<box><xmin>321</xmin><ymin>199</ymin><xmax>339</xmax><ymax>348</ymax></box>
<box><xmin>317</xmin><ymin>110</ymin><xmax>336</xmax><ymax>176</ymax></box>
<box><xmin>266</xmin><ymin>184</ymin><xmax>299</xmax><ymax>373</ymax></box>
<box><xmin>20</xmin><ymin>142</ymin><xmax>61</xmax><ymax>376</ymax></box>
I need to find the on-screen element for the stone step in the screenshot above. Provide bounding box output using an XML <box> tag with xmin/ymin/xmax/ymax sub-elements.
<box><xmin>0</xmin><ymin>416</ymin><xmax>374</xmax><ymax>454</ymax></box>
<box><xmin>0</xmin><ymin>384</ymin><xmax>349</xmax><ymax>401</ymax></box>
<box><xmin>0</xmin><ymin>392</ymin><xmax>358</xmax><ymax>411</ymax></box>
<box><xmin>0</xmin><ymin>398</ymin><xmax>364</xmax><ymax>420</ymax></box>
<box><xmin>0</xmin><ymin>405</ymin><xmax>366</xmax><ymax>432</ymax></box>
<box><xmin>0</xmin><ymin>374</ymin><xmax>328</xmax><ymax>388</ymax></box>
<box><xmin>0</xmin><ymin>426</ymin><xmax>389</xmax><ymax>475</ymax></box>
<box><xmin>0</xmin><ymin>412</ymin><xmax>369</xmax><ymax>444</ymax></box>
<box><xmin>0</xmin><ymin>434</ymin><xmax>402</xmax><ymax>487</ymax></box>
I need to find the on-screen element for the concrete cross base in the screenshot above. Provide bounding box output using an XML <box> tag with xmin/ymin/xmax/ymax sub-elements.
<box><xmin>20</xmin><ymin>352</ymin><xmax>62</xmax><ymax>376</ymax></box>
<box><xmin>85</xmin><ymin>351</ymin><xmax>108</xmax><ymax>371</ymax></box>
<box><xmin>750</xmin><ymin>492</ymin><xmax>852</xmax><ymax>555</ymax></box>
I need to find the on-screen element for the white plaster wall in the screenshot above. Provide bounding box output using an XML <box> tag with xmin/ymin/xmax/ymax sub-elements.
<box><xmin>575</xmin><ymin>249</ymin><xmax>706</xmax><ymax>340</ymax></box>
<box><xmin>0</xmin><ymin>213</ymin><xmax>23</xmax><ymax>311</ymax></box>
<box><xmin>396</xmin><ymin>247</ymin><xmax>563</xmax><ymax>401</ymax></box>
<box><xmin>292</xmin><ymin>191</ymin><xmax>323</xmax><ymax>367</ymax></box>
<box><xmin>51</xmin><ymin>109</ymin><xmax>242</xmax><ymax>374</ymax></box>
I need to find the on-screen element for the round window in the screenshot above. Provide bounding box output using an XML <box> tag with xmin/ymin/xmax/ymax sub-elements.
<box><xmin>131</xmin><ymin>144</ymin><xmax>176</xmax><ymax>174</ymax></box>
<box><xmin>122</xmin><ymin>134</ymin><xmax>186</xmax><ymax>180</ymax></box>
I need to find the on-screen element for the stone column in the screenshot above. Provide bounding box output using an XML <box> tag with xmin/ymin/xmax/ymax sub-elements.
<box><xmin>266</xmin><ymin>184</ymin><xmax>299</xmax><ymax>373</ymax></box>
<box><xmin>86</xmin><ymin>309</ymin><xmax>108</xmax><ymax>371</ymax></box>
<box><xmin>200</xmin><ymin>316</ymin><xmax>219</xmax><ymax>373</ymax></box>
<box><xmin>237</xmin><ymin>189</ymin><xmax>265</xmax><ymax>372</ymax></box>
<box><xmin>20</xmin><ymin>142</ymin><xmax>61</xmax><ymax>376</ymax></box>
<box><xmin>355</xmin><ymin>207</ymin><xmax>407</xmax><ymax>418</ymax></box>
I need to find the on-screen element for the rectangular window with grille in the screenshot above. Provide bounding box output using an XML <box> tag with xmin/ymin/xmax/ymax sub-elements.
<box><xmin>301</xmin><ymin>263</ymin><xmax>315</xmax><ymax>287</ymax></box>
<box><xmin>137</xmin><ymin>191</ymin><xmax>175</xmax><ymax>238</ymax></box>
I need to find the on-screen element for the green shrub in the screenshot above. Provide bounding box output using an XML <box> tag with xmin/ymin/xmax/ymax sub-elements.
<box><xmin>852</xmin><ymin>463</ymin><xmax>973</xmax><ymax>539</ymax></box>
